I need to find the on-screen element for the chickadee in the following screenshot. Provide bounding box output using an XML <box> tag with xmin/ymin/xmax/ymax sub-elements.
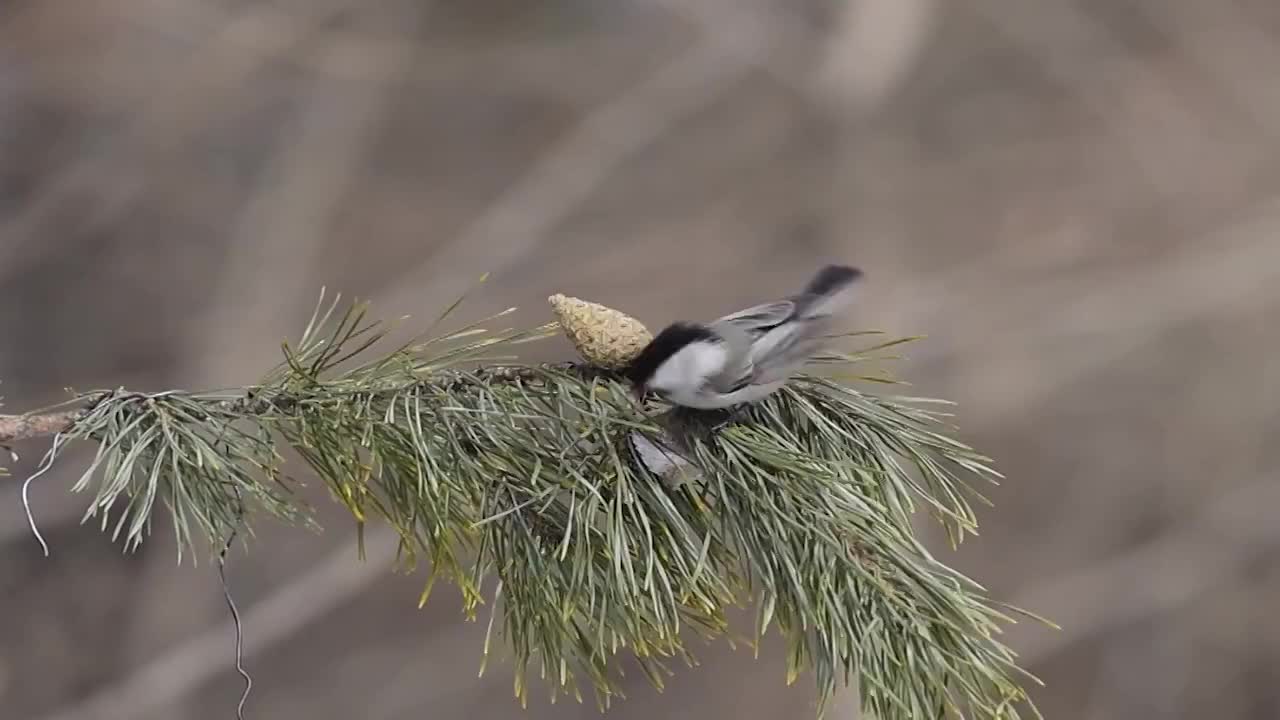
<box><xmin>624</xmin><ymin>265</ymin><xmax>862</xmax><ymax>410</ymax></box>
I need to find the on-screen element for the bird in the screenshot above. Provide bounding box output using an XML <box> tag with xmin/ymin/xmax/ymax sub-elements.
<box><xmin>624</xmin><ymin>264</ymin><xmax>862</xmax><ymax>410</ymax></box>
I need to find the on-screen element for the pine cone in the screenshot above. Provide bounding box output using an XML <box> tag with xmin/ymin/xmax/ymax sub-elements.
<box><xmin>548</xmin><ymin>294</ymin><xmax>652</xmax><ymax>369</ymax></box>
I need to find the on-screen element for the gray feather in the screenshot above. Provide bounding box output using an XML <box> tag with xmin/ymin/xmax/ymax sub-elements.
<box><xmin>795</xmin><ymin>265</ymin><xmax>861</xmax><ymax>318</ymax></box>
<box><xmin>747</xmin><ymin>321</ymin><xmax>827</xmax><ymax>384</ymax></box>
<box><xmin>702</xmin><ymin>265</ymin><xmax>860</xmax><ymax>393</ymax></box>
<box><xmin>716</xmin><ymin>300</ymin><xmax>797</xmax><ymax>331</ymax></box>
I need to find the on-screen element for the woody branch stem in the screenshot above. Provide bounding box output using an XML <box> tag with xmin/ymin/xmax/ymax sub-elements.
<box><xmin>0</xmin><ymin>409</ymin><xmax>85</xmax><ymax>444</ymax></box>
<box><xmin>0</xmin><ymin>363</ymin><xmax>612</xmax><ymax>446</ymax></box>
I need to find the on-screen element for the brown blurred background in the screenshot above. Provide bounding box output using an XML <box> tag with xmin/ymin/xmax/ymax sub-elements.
<box><xmin>2</xmin><ymin>1</ymin><xmax>1279</xmax><ymax>718</ymax></box>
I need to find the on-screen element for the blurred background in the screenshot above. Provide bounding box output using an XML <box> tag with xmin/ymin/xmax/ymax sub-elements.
<box><xmin>2</xmin><ymin>1</ymin><xmax>1279</xmax><ymax>718</ymax></box>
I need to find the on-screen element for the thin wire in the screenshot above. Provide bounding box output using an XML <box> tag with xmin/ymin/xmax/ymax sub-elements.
<box><xmin>22</xmin><ymin>431</ymin><xmax>69</xmax><ymax>556</ymax></box>
<box><xmin>218</xmin><ymin>491</ymin><xmax>251</xmax><ymax>719</ymax></box>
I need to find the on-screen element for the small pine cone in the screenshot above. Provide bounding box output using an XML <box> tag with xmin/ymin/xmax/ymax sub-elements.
<box><xmin>548</xmin><ymin>294</ymin><xmax>652</xmax><ymax>369</ymax></box>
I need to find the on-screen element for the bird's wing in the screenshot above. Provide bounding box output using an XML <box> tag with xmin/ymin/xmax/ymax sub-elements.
<box><xmin>707</xmin><ymin>361</ymin><xmax>755</xmax><ymax>394</ymax></box>
<box><xmin>703</xmin><ymin>330</ymin><xmax>754</xmax><ymax>393</ymax></box>
<box><xmin>743</xmin><ymin>320</ymin><xmax>825</xmax><ymax>386</ymax></box>
<box><xmin>715</xmin><ymin>300</ymin><xmax>796</xmax><ymax>334</ymax></box>
<box><xmin>706</xmin><ymin>299</ymin><xmax>817</xmax><ymax>392</ymax></box>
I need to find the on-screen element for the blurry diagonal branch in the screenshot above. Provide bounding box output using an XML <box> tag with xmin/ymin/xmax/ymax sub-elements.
<box><xmin>377</xmin><ymin>26</ymin><xmax>771</xmax><ymax>314</ymax></box>
<box><xmin>1012</xmin><ymin>477</ymin><xmax>1280</xmax><ymax>665</ymax></box>
<box><xmin>35</xmin><ymin>526</ymin><xmax>402</xmax><ymax>720</ymax></box>
<box><xmin>642</xmin><ymin>0</ymin><xmax>808</xmax><ymax>89</ymax></box>
<box><xmin>0</xmin><ymin>0</ymin><xmax>363</xmax><ymax>284</ymax></box>
<box><xmin>969</xmin><ymin>0</ymin><xmax>1256</xmax><ymax>200</ymax></box>
<box><xmin>935</xmin><ymin>190</ymin><xmax>1280</xmax><ymax>422</ymax></box>
<box><xmin>193</xmin><ymin>3</ymin><xmax>424</xmax><ymax>380</ymax></box>
<box><xmin>813</xmin><ymin>0</ymin><xmax>939</xmax><ymax>113</ymax></box>
<box><xmin>1122</xmin><ymin>2</ymin><xmax>1280</xmax><ymax>142</ymax></box>
<box><xmin>643</xmin><ymin>0</ymin><xmax>938</xmax><ymax>112</ymax></box>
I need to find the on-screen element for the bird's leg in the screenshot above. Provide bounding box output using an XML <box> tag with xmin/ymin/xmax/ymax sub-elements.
<box><xmin>710</xmin><ymin>406</ymin><xmax>746</xmax><ymax>433</ymax></box>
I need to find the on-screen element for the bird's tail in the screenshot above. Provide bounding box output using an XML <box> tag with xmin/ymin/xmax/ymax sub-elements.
<box><xmin>797</xmin><ymin>264</ymin><xmax>862</xmax><ymax>318</ymax></box>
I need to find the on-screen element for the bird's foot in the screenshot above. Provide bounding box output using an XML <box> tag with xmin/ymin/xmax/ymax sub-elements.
<box><xmin>710</xmin><ymin>406</ymin><xmax>746</xmax><ymax>433</ymax></box>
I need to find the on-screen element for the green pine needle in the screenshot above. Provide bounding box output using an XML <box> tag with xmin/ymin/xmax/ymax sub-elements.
<box><xmin>25</xmin><ymin>291</ymin><xmax>1047</xmax><ymax>719</ymax></box>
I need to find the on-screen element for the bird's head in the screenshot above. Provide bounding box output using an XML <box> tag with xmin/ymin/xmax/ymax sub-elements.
<box><xmin>624</xmin><ymin>322</ymin><xmax>724</xmax><ymax>401</ymax></box>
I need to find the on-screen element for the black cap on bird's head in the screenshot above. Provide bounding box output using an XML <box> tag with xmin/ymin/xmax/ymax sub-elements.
<box><xmin>624</xmin><ymin>322</ymin><xmax>718</xmax><ymax>398</ymax></box>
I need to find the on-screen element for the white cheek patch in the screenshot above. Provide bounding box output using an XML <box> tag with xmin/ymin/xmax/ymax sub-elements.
<box><xmin>651</xmin><ymin>341</ymin><xmax>728</xmax><ymax>392</ymax></box>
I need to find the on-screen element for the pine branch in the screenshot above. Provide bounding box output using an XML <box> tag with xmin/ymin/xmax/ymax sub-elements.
<box><xmin>0</xmin><ymin>407</ymin><xmax>88</xmax><ymax>443</ymax></box>
<box><xmin>2</xmin><ymin>291</ymin><xmax>1048</xmax><ymax>720</ymax></box>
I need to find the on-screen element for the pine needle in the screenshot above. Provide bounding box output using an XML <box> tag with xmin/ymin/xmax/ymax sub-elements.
<box><xmin>23</xmin><ymin>296</ymin><xmax>1045</xmax><ymax>719</ymax></box>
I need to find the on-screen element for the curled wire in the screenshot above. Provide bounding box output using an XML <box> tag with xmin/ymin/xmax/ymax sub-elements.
<box><xmin>219</xmin><ymin>490</ymin><xmax>252</xmax><ymax>720</ymax></box>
